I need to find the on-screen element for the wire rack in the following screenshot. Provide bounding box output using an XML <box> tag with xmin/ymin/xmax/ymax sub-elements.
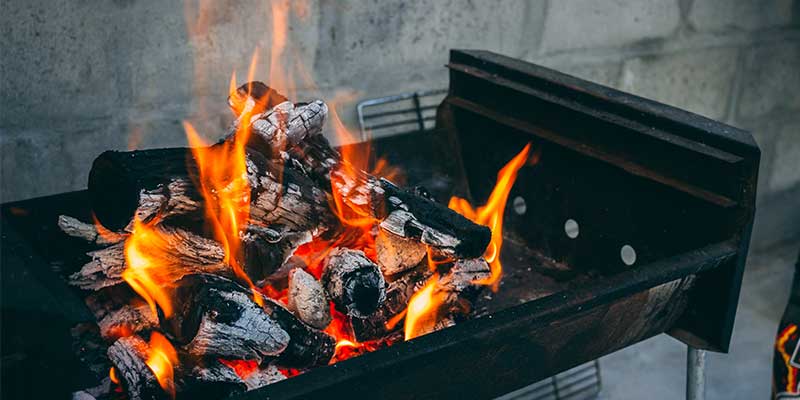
<box><xmin>356</xmin><ymin>90</ymin><xmax>603</xmax><ymax>400</ymax></box>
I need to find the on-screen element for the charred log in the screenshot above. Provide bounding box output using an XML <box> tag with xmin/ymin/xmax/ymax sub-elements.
<box><xmin>165</xmin><ymin>274</ymin><xmax>289</xmax><ymax>363</ymax></box>
<box><xmin>107</xmin><ymin>335</ymin><xmax>165</xmax><ymax>400</ymax></box>
<box><xmin>88</xmin><ymin>146</ymin><xmax>333</xmax><ymax>234</ymax></box>
<box><xmin>287</xmin><ymin>268</ymin><xmax>331</xmax><ymax>329</ymax></box>
<box><xmin>241</xmin><ymin>226</ymin><xmax>311</xmax><ymax>282</ymax></box>
<box><xmin>98</xmin><ymin>303</ymin><xmax>158</xmax><ymax>340</ymax></box>
<box><xmin>262</xmin><ymin>297</ymin><xmax>336</xmax><ymax>368</ymax></box>
<box><xmin>350</xmin><ymin>266</ymin><xmax>433</xmax><ymax>342</ymax></box>
<box><xmin>67</xmin><ymin>225</ymin><xmax>228</xmax><ymax>291</ymax></box>
<box><xmin>321</xmin><ymin>248</ymin><xmax>386</xmax><ymax>318</ymax></box>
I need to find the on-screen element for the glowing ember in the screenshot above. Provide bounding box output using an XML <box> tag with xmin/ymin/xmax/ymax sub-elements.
<box><xmin>146</xmin><ymin>332</ymin><xmax>178</xmax><ymax>399</ymax></box>
<box><xmin>448</xmin><ymin>143</ymin><xmax>533</xmax><ymax>291</ymax></box>
<box><xmin>219</xmin><ymin>359</ymin><xmax>259</xmax><ymax>380</ymax></box>
<box><xmin>777</xmin><ymin>324</ymin><xmax>799</xmax><ymax>393</ymax></box>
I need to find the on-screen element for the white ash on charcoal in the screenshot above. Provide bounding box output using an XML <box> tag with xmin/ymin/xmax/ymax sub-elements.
<box><xmin>375</xmin><ymin>229</ymin><xmax>427</xmax><ymax>276</ymax></box>
<box><xmin>165</xmin><ymin>274</ymin><xmax>290</xmax><ymax>363</ymax></box>
<box><xmin>287</xmin><ymin>268</ymin><xmax>331</xmax><ymax>329</ymax></box>
<box><xmin>98</xmin><ymin>302</ymin><xmax>158</xmax><ymax>340</ymax></box>
<box><xmin>164</xmin><ymin>274</ymin><xmax>335</xmax><ymax>369</ymax></box>
<box><xmin>241</xmin><ymin>364</ymin><xmax>285</xmax><ymax>391</ymax></box>
<box><xmin>321</xmin><ymin>248</ymin><xmax>386</xmax><ymax>318</ymax></box>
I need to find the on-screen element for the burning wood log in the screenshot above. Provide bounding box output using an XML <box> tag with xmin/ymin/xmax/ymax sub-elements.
<box><xmin>350</xmin><ymin>266</ymin><xmax>433</xmax><ymax>342</ymax></box>
<box><xmin>165</xmin><ymin>274</ymin><xmax>290</xmax><ymax>363</ymax></box>
<box><xmin>58</xmin><ymin>215</ymin><xmax>125</xmax><ymax>245</ymax></box>
<box><xmin>65</xmin><ymin>222</ymin><xmax>229</xmax><ymax>291</ymax></box>
<box><xmin>286</xmin><ymin>268</ymin><xmax>331</xmax><ymax>329</ymax></box>
<box><xmin>375</xmin><ymin>230</ymin><xmax>427</xmax><ymax>276</ymax></box>
<box><xmin>98</xmin><ymin>303</ymin><xmax>158</xmax><ymax>340</ymax></box>
<box><xmin>165</xmin><ymin>274</ymin><xmax>335</xmax><ymax>368</ymax></box>
<box><xmin>351</xmin><ymin>259</ymin><xmax>490</xmax><ymax>342</ymax></box>
<box><xmin>321</xmin><ymin>248</ymin><xmax>387</xmax><ymax>318</ymax></box>
<box><xmin>88</xmin><ymin>145</ymin><xmax>333</xmax><ymax>235</ymax></box>
<box><xmin>226</xmin><ymin>81</ymin><xmax>491</xmax><ymax>259</ymax></box>
<box><xmin>262</xmin><ymin>296</ymin><xmax>336</xmax><ymax>368</ymax></box>
<box><xmin>241</xmin><ymin>226</ymin><xmax>311</xmax><ymax>282</ymax></box>
<box><xmin>107</xmin><ymin>335</ymin><xmax>165</xmax><ymax>400</ymax></box>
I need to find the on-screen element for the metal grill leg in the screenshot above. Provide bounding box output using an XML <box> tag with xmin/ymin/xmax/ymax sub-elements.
<box><xmin>686</xmin><ymin>346</ymin><xmax>706</xmax><ymax>400</ymax></box>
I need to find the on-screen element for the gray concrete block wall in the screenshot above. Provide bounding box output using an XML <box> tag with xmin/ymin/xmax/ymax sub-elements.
<box><xmin>1</xmin><ymin>0</ymin><xmax>798</xmax><ymax>248</ymax></box>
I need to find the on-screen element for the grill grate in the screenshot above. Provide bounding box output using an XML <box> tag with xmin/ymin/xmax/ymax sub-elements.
<box><xmin>356</xmin><ymin>89</ymin><xmax>446</xmax><ymax>141</ymax></box>
<box><xmin>356</xmin><ymin>90</ymin><xmax>602</xmax><ymax>400</ymax></box>
<box><xmin>496</xmin><ymin>361</ymin><xmax>602</xmax><ymax>400</ymax></box>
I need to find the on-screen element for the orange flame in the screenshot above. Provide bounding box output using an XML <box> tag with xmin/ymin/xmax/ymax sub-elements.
<box><xmin>122</xmin><ymin>217</ymin><xmax>177</xmax><ymax>318</ymax></box>
<box><xmin>184</xmin><ymin>107</ymin><xmax>263</xmax><ymax>305</ymax></box>
<box><xmin>146</xmin><ymin>332</ymin><xmax>178</xmax><ymax>399</ymax></box>
<box><xmin>402</xmin><ymin>275</ymin><xmax>448</xmax><ymax>341</ymax></box>
<box><xmin>109</xmin><ymin>367</ymin><xmax>120</xmax><ymax>385</ymax></box>
<box><xmin>448</xmin><ymin>143</ymin><xmax>533</xmax><ymax>291</ymax></box>
<box><xmin>777</xmin><ymin>324</ymin><xmax>798</xmax><ymax>393</ymax></box>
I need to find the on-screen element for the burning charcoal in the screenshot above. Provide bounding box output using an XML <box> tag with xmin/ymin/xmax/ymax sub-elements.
<box><xmin>321</xmin><ymin>248</ymin><xmax>387</xmax><ymax>318</ymax></box>
<box><xmin>181</xmin><ymin>359</ymin><xmax>248</xmax><ymax>399</ymax></box>
<box><xmin>67</xmin><ymin>225</ymin><xmax>230</xmax><ymax>291</ymax></box>
<box><xmin>98</xmin><ymin>303</ymin><xmax>158</xmax><ymax>340</ymax></box>
<box><xmin>287</xmin><ymin>268</ymin><xmax>331</xmax><ymax>329</ymax></box>
<box><xmin>351</xmin><ymin>266</ymin><xmax>434</xmax><ymax>342</ymax></box>
<box><xmin>242</xmin><ymin>226</ymin><xmax>312</xmax><ymax>282</ymax></box>
<box><xmin>262</xmin><ymin>297</ymin><xmax>336</xmax><ymax>368</ymax></box>
<box><xmin>242</xmin><ymin>364</ymin><xmax>286</xmax><ymax>391</ymax></box>
<box><xmin>58</xmin><ymin>215</ymin><xmax>125</xmax><ymax>245</ymax></box>
<box><xmin>88</xmin><ymin>146</ymin><xmax>334</xmax><ymax>234</ymax></box>
<box><xmin>375</xmin><ymin>229</ymin><xmax>427</xmax><ymax>276</ymax></box>
<box><xmin>165</xmin><ymin>274</ymin><xmax>290</xmax><ymax>363</ymax></box>
<box><xmin>106</xmin><ymin>336</ymin><xmax>165</xmax><ymax>400</ymax></box>
<box><xmin>227</xmin><ymin>82</ymin><xmax>491</xmax><ymax>258</ymax></box>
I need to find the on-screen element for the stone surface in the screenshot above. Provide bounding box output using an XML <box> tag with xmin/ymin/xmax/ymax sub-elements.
<box><xmin>769</xmin><ymin>119</ymin><xmax>800</xmax><ymax>192</ymax></box>
<box><xmin>689</xmin><ymin>0</ymin><xmax>795</xmax><ymax>32</ymax></box>
<box><xmin>620</xmin><ymin>48</ymin><xmax>739</xmax><ymax>120</ymax></box>
<box><xmin>540</xmin><ymin>0</ymin><xmax>680</xmax><ymax>52</ymax></box>
<box><xmin>738</xmin><ymin>42</ymin><xmax>800</xmax><ymax>119</ymax></box>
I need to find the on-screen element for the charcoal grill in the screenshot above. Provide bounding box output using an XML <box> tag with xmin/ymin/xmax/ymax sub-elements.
<box><xmin>0</xmin><ymin>50</ymin><xmax>759</xmax><ymax>399</ymax></box>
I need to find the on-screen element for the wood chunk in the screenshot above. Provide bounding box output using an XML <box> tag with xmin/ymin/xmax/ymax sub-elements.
<box><xmin>241</xmin><ymin>226</ymin><xmax>312</xmax><ymax>282</ymax></box>
<box><xmin>182</xmin><ymin>360</ymin><xmax>247</xmax><ymax>399</ymax></box>
<box><xmin>97</xmin><ymin>303</ymin><xmax>158</xmax><ymax>340</ymax></box>
<box><xmin>287</xmin><ymin>268</ymin><xmax>331</xmax><ymax>329</ymax></box>
<box><xmin>375</xmin><ymin>230</ymin><xmax>427</xmax><ymax>276</ymax></box>
<box><xmin>261</xmin><ymin>297</ymin><xmax>336</xmax><ymax>368</ymax></box>
<box><xmin>68</xmin><ymin>226</ymin><xmax>229</xmax><ymax>290</ymax></box>
<box><xmin>321</xmin><ymin>248</ymin><xmax>386</xmax><ymax>318</ymax></box>
<box><xmin>88</xmin><ymin>147</ymin><xmax>334</xmax><ymax>234</ymax></box>
<box><xmin>58</xmin><ymin>215</ymin><xmax>125</xmax><ymax>245</ymax></box>
<box><xmin>351</xmin><ymin>266</ymin><xmax>433</xmax><ymax>342</ymax></box>
<box><xmin>166</xmin><ymin>274</ymin><xmax>290</xmax><ymax>363</ymax></box>
<box><xmin>107</xmin><ymin>336</ymin><xmax>164</xmax><ymax>400</ymax></box>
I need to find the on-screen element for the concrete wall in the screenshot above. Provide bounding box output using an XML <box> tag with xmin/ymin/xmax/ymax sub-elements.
<box><xmin>1</xmin><ymin>0</ymin><xmax>798</xmax><ymax>248</ymax></box>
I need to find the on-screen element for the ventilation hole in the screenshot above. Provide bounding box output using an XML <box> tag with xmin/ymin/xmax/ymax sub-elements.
<box><xmin>564</xmin><ymin>219</ymin><xmax>579</xmax><ymax>239</ymax></box>
<box><xmin>512</xmin><ymin>196</ymin><xmax>527</xmax><ymax>215</ymax></box>
<box><xmin>621</xmin><ymin>245</ymin><xmax>637</xmax><ymax>266</ymax></box>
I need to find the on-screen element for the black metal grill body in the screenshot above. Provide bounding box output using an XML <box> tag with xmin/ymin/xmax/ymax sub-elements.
<box><xmin>0</xmin><ymin>50</ymin><xmax>759</xmax><ymax>399</ymax></box>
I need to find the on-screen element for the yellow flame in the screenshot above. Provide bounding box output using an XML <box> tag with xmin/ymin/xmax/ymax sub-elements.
<box><xmin>448</xmin><ymin>143</ymin><xmax>532</xmax><ymax>291</ymax></box>
<box><xmin>122</xmin><ymin>217</ymin><xmax>176</xmax><ymax>318</ymax></box>
<box><xmin>146</xmin><ymin>332</ymin><xmax>178</xmax><ymax>399</ymax></box>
